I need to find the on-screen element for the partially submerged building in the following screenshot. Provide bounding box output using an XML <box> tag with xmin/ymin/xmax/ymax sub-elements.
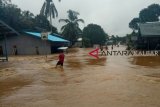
<box><xmin>0</xmin><ymin>20</ymin><xmax>20</xmax><ymax>61</ymax></box>
<box><xmin>137</xmin><ymin>22</ymin><xmax>160</xmax><ymax>50</ymax></box>
<box><xmin>0</xmin><ymin>20</ymin><xmax>69</xmax><ymax>56</ymax></box>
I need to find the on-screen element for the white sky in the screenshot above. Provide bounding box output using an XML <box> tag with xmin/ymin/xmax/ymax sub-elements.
<box><xmin>12</xmin><ymin>0</ymin><xmax>160</xmax><ymax>36</ymax></box>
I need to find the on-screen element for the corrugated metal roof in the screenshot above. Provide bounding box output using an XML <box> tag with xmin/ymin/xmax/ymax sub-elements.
<box><xmin>139</xmin><ymin>22</ymin><xmax>160</xmax><ymax>37</ymax></box>
<box><xmin>25</xmin><ymin>31</ymin><xmax>69</xmax><ymax>42</ymax></box>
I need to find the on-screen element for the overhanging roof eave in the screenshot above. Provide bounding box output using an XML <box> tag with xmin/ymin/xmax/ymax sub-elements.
<box><xmin>0</xmin><ymin>20</ymin><xmax>20</xmax><ymax>36</ymax></box>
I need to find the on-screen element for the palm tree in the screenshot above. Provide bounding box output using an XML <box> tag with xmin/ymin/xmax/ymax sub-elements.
<box><xmin>59</xmin><ymin>10</ymin><xmax>84</xmax><ymax>45</ymax></box>
<box><xmin>40</xmin><ymin>0</ymin><xmax>61</xmax><ymax>33</ymax></box>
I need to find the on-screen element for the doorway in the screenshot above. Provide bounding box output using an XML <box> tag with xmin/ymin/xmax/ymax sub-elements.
<box><xmin>0</xmin><ymin>46</ymin><xmax>3</xmax><ymax>56</ymax></box>
<box><xmin>13</xmin><ymin>45</ymin><xmax>18</xmax><ymax>55</ymax></box>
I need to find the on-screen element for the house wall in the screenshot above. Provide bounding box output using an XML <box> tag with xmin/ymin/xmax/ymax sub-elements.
<box><xmin>0</xmin><ymin>35</ymin><xmax>51</xmax><ymax>55</ymax></box>
<box><xmin>137</xmin><ymin>36</ymin><xmax>160</xmax><ymax>50</ymax></box>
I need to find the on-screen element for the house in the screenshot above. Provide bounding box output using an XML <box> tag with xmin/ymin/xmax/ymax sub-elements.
<box><xmin>0</xmin><ymin>20</ymin><xmax>20</xmax><ymax>61</ymax></box>
<box><xmin>0</xmin><ymin>31</ymin><xmax>70</xmax><ymax>55</ymax></box>
<box><xmin>137</xmin><ymin>22</ymin><xmax>160</xmax><ymax>50</ymax></box>
<box><xmin>0</xmin><ymin>20</ymin><xmax>69</xmax><ymax>56</ymax></box>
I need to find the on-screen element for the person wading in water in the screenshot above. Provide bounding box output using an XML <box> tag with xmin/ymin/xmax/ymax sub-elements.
<box><xmin>55</xmin><ymin>50</ymin><xmax>65</xmax><ymax>69</ymax></box>
<box><xmin>100</xmin><ymin>45</ymin><xmax>106</xmax><ymax>56</ymax></box>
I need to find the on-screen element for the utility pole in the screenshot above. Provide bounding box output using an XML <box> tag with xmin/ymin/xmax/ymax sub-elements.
<box><xmin>41</xmin><ymin>32</ymin><xmax>48</xmax><ymax>62</ymax></box>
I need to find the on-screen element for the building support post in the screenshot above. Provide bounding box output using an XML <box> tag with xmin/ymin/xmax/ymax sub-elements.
<box><xmin>44</xmin><ymin>40</ymin><xmax>47</xmax><ymax>62</ymax></box>
<box><xmin>147</xmin><ymin>38</ymin><xmax>150</xmax><ymax>50</ymax></box>
<box><xmin>4</xmin><ymin>33</ymin><xmax>8</xmax><ymax>61</ymax></box>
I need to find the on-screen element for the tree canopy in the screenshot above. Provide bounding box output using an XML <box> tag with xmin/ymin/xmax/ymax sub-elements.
<box><xmin>59</xmin><ymin>9</ymin><xmax>84</xmax><ymax>45</ymax></box>
<box><xmin>0</xmin><ymin>0</ymin><xmax>11</xmax><ymax>6</ymax></box>
<box><xmin>129</xmin><ymin>4</ymin><xmax>160</xmax><ymax>30</ymax></box>
<box><xmin>83</xmin><ymin>24</ymin><xmax>107</xmax><ymax>47</ymax></box>
<box><xmin>129</xmin><ymin>18</ymin><xmax>140</xmax><ymax>30</ymax></box>
<box><xmin>0</xmin><ymin>1</ymin><xmax>57</xmax><ymax>33</ymax></box>
<box><xmin>40</xmin><ymin>0</ymin><xmax>61</xmax><ymax>32</ymax></box>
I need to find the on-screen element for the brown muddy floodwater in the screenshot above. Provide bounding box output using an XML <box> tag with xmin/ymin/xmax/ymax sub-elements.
<box><xmin>0</xmin><ymin>46</ymin><xmax>160</xmax><ymax>107</ymax></box>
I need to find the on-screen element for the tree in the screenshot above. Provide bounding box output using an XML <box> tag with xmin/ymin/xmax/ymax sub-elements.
<box><xmin>110</xmin><ymin>35</ymin><xmax>117</xmax><ymax>45</ymax></box>
<box><xmin>21</xmin><ymin>10</ymin><xmax>34</xmax><ymax>19</ymax></box>
<box><xmin>0</xmin><ymin>4</ymin><xmax>22</xmax><ymax>30</ymax></box>
<box><xmin>59</xmin><ymin>10</ymin><xmax>84</xmax><ymax>45</ymax></box>
<box><xmin>139</xmin><ymin>4</ymin><xmax>160</xmax><ymax>23</ymax></box>
<box><xmin>83</xmin><ymin>37</ymin><xmax>91</xmax><ymax>47</ymax></box>
<box><xmin>0</xmin><ymin>1</ymin><xmax>58</xmax><ymax>33</ymax></box>
<box><xmin>83</xmin><ymin>24</ymin><xmax>107</xmax><ymax>47</ymax></box>
<box><xmin>19</xmin><ymin>10</ymin><xmax>35</xmax><ymax>30</ymax></box>
<box><xmin>129</xmin><ymin>18</ymin><xmax>140</xmax><ymax>30</ymax></box>
<box><xmin>34</xmin><ymin>15</ymin><xmax>58</xmax><ymax>33</ymax></box>
<box><xmin>40</xmin><ymin>0</ymin><xmax>61</xmax><ymax>32</ymax></box>
<box><xmin>129</xmin><ymin>4</ymin><xmax>160</xmax><ymax>30</ymax></box>
<box><xmin>0</xmin><ymin>0</ymin><xmax>11</xmax><ymax>6</ymax></box>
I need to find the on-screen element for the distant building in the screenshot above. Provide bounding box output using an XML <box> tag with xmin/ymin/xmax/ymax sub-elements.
<box><xmin>106</xmin><ymin>40</ymin><xmax>113</xmax><ymax>45</ymax></box>
<box><xmin>73</xmin><ymin>38</ymin><xmax>83</xmax><ymax>47</ymax></box>
<box><xmin>137</xmin><ymin>22</ymin><xmax>160</xmax><ymax>50</ymax></box>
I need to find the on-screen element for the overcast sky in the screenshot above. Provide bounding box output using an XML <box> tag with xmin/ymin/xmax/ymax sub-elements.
<box><xmin>12</xmin><ymin>0</ymin><xmax>160</xmax><ymax>36</ymax></box>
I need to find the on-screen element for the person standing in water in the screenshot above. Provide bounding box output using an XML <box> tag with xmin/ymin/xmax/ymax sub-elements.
<box><xmin>111</xmin><ymin>45</ymin><xmax>114</xmax><ymax>50</ymax></box>
<box><xmin>100</xmin><ymin>45</ymin><xmax>106</xmax><ymax>56</ymax></box>
<box><xmin>56</xmin><ymin>50</ymin><xmax>65</xmax><ymax>68</ymax></box>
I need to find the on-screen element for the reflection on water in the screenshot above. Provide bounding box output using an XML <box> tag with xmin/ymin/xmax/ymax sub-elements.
<box><xmin>130</xmin><ymin>56</ymin><xmax>160</xmax><ymax>67</ymax></box>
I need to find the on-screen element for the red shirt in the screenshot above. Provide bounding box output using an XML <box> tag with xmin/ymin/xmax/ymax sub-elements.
<box><xmin>59</xmin><ymin>53</ymin><xmax>65</xmax><ymax>63</ymax></box>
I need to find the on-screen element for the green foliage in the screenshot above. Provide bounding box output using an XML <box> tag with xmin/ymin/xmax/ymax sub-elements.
<box><xmin>59</xmin><ymin>10</ymin><xmax>84</xmax><ymax>45</ymax></box>
<box><xmin>0</xmin><ymin>2</ymin><xmax>57</xmax><ymax>33</ymax></box>
<box><xmin>129</xmin><ymin>18</ymin><xmax>140</xmax><ymax>30</ymax></box>
<box><xmin>0</xmin><ymin>4</ymin><xmax>22</xmax><ymax>30</ymax></box>
<box><xmin>110</xmin><ymin>35</ymin><xmax>116</xmax><ymax>45</ymax></box>
<box><xmin>125</xmin><ymin>31</ymin><xmax>139</xmax><ymax>50</ymax></box>
<box><xmin>0</xmin><ymin>0</ymin><xmax>11</xmax><ymax>6</ymax></box>
<box><xmin>109</xmin><ymin>35</ymin><xmax>126</xmax><ymax>45</ymax></box>
<box><xmin>83</xmin><ymin>37</ymin><xmax>91</xmax><ymax>47</ymax></box>
<box><xmin>67</xmin><ymin>10</ymin><xmax>79</xmax><ymax>21</ymax></box>
<box><xmin>118</xmin><ymin>36</ymin><xmax>126</xmax><ymax>45</ymax></box>
<box><xmin>139</xmin><ymin>4</ymin><xmax>160</xmax><ymax>23</ymax></box>
<box><xmin>34</xmin><ymin>15</ymin><xmax>48</xmax><ymax>30</ymax></box>
<box><xmin>129</xmin><ymin>4</ymin><xmax>160</xmax><ymax>30</ymax></box>
<box><xmin>40</xmin><ymin>0</ymin><xmax>60</xmax><ymax>32</ymax></box>
<box><xmin>83</xmin><ymin>24</ymin><xmax>107</xmax><ymax>47</ymax></box>
<box><xmin>40</xmin><ymin>0</ymin><xmax>59</xmax><ymax>18</ymax></box>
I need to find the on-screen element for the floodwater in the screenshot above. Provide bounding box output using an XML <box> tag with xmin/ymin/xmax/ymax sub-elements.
<box><xmin>0</xmin><ymin>46</ymin><xmax>160</xmax><ymax>107</ymax></box>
